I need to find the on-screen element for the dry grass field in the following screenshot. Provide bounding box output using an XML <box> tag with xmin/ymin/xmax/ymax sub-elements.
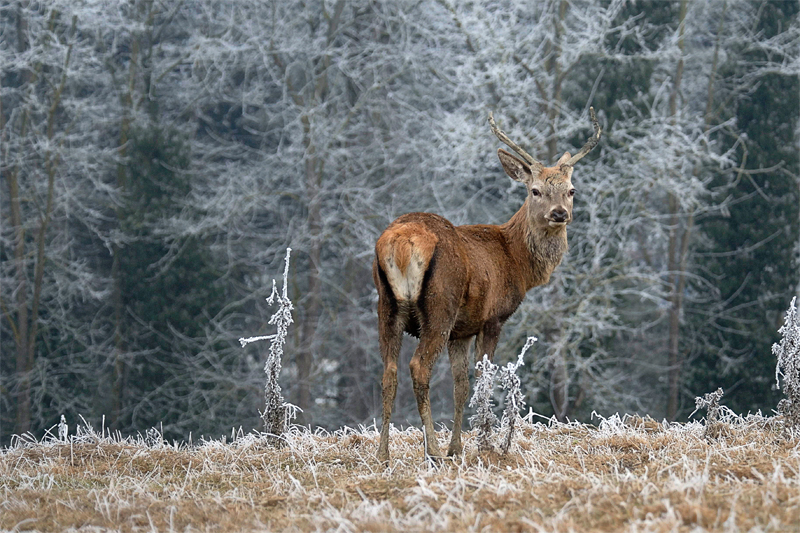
<box><xmin>2</xmin><ymin>413</ymin><xmax>800</xmax><ymax>532</ymax></box>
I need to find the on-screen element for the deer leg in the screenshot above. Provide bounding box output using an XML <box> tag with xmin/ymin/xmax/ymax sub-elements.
<box><xmin>475</xmin><ymin>320</ymin><xmax>502</xmax><ymax>363</ymax></box>
<box><xmin>409</xmin><ymin>328</ymin><xmax>449</xmax><ymax>458</ymax></box>
<box><xmin>377</xmin><ymin>305</ymin><xmax>405</xmax><ymax>464</ymax></box>
<box><xmin>446</xmin><ymin>337</ymin><xmax>471</xmax><ymax>456</ymax></box>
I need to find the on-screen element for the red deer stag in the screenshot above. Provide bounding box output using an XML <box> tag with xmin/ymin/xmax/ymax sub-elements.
<box><xmin>373</xmin><ymin>109</ymin><xmax>601</xmax><ymax>462</ymax></box>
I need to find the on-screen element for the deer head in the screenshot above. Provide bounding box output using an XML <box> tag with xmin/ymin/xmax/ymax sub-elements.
<box><xmin>489</xmin><ymin>108</ymin><xmax>602</xmax><ymax>231</ymax></box>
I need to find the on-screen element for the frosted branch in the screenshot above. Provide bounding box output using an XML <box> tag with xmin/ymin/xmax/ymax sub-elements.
<box><xmin>469</xmin><ymin>355</ymin><xmax>499</xmax><ymax>452</ymax></box>
<box><xmin>240</xmin><ymin>247</ymin><xmax>296</xmax><ymax>440</ymax></box>
<box><xmin>239</xmin><ymin>335</ymin><xmax>277</xmax><ymax>348</ymax></box>
<box><xmin>774</xmin><ymin>297</ymin><xmax>800</xmax><ymax>429</ymax></box>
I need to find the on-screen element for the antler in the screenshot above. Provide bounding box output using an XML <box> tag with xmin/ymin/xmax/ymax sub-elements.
<box><xmin>488</xmin><ymin>112</ymin><xmax>544</xmax><ymax>173</ymax></box>
<box><xmin>562</xmin><ymin>107</ymin><xmax>602</xmax><ymax>167</ymax></box>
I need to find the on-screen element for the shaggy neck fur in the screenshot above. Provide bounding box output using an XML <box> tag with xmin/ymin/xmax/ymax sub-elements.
<box><xmin>502</xmin><ymin>197</ymin><xmax>568</xmax><ymax>289</ymax></box>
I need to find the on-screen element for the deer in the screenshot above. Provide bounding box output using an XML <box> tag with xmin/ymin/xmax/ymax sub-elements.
<box><xmin>372</xmin><ymin>108</ymin><xmax>601</xmax><ymax>463</ymax></box>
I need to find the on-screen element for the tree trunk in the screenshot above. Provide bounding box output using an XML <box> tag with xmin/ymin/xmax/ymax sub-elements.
<box><xmin>545</xmin><ymin>0</ymin><xmax>567</xmax><ymax>164</ymax></box>
<box><xmin>549</xmin><ymin>345</ymin><xmax>569</xmax><ymax>421</ymax></box>
<box><xmin>7</xmin><ymin>167</ymin><xmax>31</xmax><ymax>435</ymax></box>
<box><xmin>665</xmin><ymin>0</ymin><xmax>688</xmax><ymax>421</ymax></box>
<box><xmin>667</xmin><ymin>0</ymin><xmax>722</xmax><ymax>419</ymax></box>
<box><xmin>109</xmin><ymin>33</ymin><xmax>138</xmax><ymax>431</ymax></box>
<box><xmin>545</xmin><ymin>0</ymin><xmax>570</xmax><ymax>421</ymax></box>
<box><xmin>665</xmin><ymin>0</ymin><xmax>725</xmax><ymax>421</ymax></box>
<box><xmin>289</xmin><ymin>2</ymin><xmax>344</xmax><ymax>425</ymax></box>
<box><xmin>5</xmin><ymin>8</ymin><xmax>69</xmax><ymax>435</ymax></box>
<box><xmin>5</xmin><ymin>3</ymin><xmax>32</xmax><ymax>436</ymax></box>
<box><xmin>296</xmin><ymin>114</ymin><xmax>322</xmax><ymax>424</ymax></box>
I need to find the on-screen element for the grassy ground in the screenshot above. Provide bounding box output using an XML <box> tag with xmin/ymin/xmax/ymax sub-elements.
<box><xmin>2</xmin><ymin>413</ymin><xmax>799</xmax><ymax>532</ymax></box>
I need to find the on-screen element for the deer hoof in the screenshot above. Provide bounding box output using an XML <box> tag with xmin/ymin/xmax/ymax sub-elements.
<box><xmin>425</xmin><ymin>453</ymin><xmax>449</xmax><ymax>465</ymax></box>
<box><xmin>446</xmin><ymin>443</ymin><xmax>462</xmax><ymax>456</ymax></box>
<box><xmin>377</xmin><ymin>448</ymin><xmax>390</xmax><ymax>466</ymax></box>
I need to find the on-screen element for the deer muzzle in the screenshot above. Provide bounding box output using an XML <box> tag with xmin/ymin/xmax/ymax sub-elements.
<box><xmin>549</xmin><ymin>208</ymin><xmax>569</xmax><ymax>224</ymax></box>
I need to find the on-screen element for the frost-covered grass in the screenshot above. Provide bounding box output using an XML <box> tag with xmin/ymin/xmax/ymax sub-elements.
<box><xmin>3</xmin><ymin>413</ymin><xmax>800</xmax><ymax>532</ymax></box>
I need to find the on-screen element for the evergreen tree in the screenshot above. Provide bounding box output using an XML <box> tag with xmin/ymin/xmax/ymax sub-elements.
<box><xmin>689</xmin><ymin>1</ymin><xmax>800</xmax><ymax>416</ymax></box>
<box><xmin>113</xmin><ymin>124</ymin><xmax>224</xmax><ymax>437</ymax></box>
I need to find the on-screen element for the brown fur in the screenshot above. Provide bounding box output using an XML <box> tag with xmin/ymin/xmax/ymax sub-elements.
<box><xmin>374</xmin><ymin>148</ymin><xmax>580</xmax><ymax>463</ymax></box>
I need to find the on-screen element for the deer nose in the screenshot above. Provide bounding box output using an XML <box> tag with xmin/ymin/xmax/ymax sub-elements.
<box><xmin>551</xmin><ymin>208</ymin><xmax>569</xmax><ymax>223</ymax></box>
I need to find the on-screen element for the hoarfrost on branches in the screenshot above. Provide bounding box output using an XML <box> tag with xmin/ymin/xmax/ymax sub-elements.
<box><xmin>469</xmin><ymin>355</ymin><xmax>499</xmax><ymax>452</ymax></box>
<box><xmin>774</xmin><ymin>297</ymin><xmax>800</xmax><ymax>429</ymax></box>
<box><xmin>694</xmin><ymin>388</ymin><xmax>724</xmax><ymax>423</ymax></box>
<box><xmin>469</xmin><ymin>338</ymin><xmax>535</xmax><ymax>454</ymax></box>
<box><xmin>693</xmin><ymin>387</ymin><xmax>724</xmax><ymax>439</ymax></box>
<box><xmin>239</xmin><ymin>248</ymin><xmax>299</xmax><ymax>440</ymax></box>
<box><xmin>499</xmin><ymin>336</ymin><xmax>536</xmax><ymax>454</ymax></box>
<box><xmin>58</xmin><ymin>415</ymin><xmax>68</xmax><ymax>443</ymax></box>
<box><xmin>1</xmin><ymin>0</ymin><xmax>797</xmax><ymax>442</ymax></box>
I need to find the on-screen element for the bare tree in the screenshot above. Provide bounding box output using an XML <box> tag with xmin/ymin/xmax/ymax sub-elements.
<box><xmin>1</xmin><ymin>0</ymin><xmax>796</xmax><ymax>442</ymax></box>
<box><xmin>1</xmin><ymin>1</ymin><xmax>118</xmax><ymax>436</ymax></box>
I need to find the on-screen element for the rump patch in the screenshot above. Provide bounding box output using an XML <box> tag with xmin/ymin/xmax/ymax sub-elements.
<box><xmin>376</xmin><ymin>224</ymin><xmax>437</xmax><ymax>302</ymax></box>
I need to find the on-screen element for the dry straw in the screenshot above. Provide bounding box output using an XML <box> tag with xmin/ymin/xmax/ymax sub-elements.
<box><xmin>3</xmin><ymin>411</ymin><xmax>799</xmax><ymax>531</ymax></box>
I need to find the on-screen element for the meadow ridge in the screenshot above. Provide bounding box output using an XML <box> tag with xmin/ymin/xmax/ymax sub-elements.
<box><xmin>2</xmin><ymin>412</ymin><xmax>799</xmax><ymax>532</ymax></box>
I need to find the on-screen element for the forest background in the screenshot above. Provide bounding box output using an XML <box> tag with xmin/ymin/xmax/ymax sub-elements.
<box><xmin>1</xmin><ymin>0</ymin><xmax>799</xmax><ymax>445</ymax></box>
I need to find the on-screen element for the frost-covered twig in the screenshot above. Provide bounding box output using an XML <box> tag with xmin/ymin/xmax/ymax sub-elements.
<box><xmin>239</xmin><ymin>248</ymin><xmax>299</xmax><ymax>440</ymax></box>
<box><xmin>694</xmin><ymin>388</ymin><xmax>724</xmax><ymax>423</ymax></box>
<box><xmin>469</xmin><ymin>355</ymin><xmax>499</xmax><ymax>452</ymax></box>
<box><xmin>239</xmin><ymin>334</ymin><xmax>276</xmax><ymax>347</ymax></box>
<box><xmin>774</xmin><ymin>296</ymin><xmax>800</xmax><ymax>429</ymax></box>
<box><xmin>58</xmin><ymin>415</ymin><xmax>68</xmax><ymax>442</ymax></box>
<box><xmin>693</xmin><ymin>387</ymin><xmax>724</xmax><ymax>439</ymax></box>
<box><xmin>499</xmin><ymin>336</ymin><xmax>536</xmax><ymax>453</ymax></box>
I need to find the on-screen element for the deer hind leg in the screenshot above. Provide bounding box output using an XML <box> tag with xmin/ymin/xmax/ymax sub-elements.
<box><xmin>446</xmin><ymin>337</ymin><xmax>471</xmax><ymax>456</ymax></box>
<box><xmin>377</xmin><ymin>303</ymin><xmax>406</xmax><ymax>464</ymax></box>
<box><xmin>409</xmin><ymin>322</ymin><xmax>452</xmax><ymax>459</ymax></box>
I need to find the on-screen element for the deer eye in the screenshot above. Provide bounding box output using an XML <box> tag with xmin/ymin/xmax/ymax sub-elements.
<box><xmin>531</xmin><ymin>188</ymin><xmax>541</xmax><ymax>197</ymax></box>
<box><xmin>568</xmin><ymin>189</ymin><xmax>576</xmax><ymax>197</ymax></box>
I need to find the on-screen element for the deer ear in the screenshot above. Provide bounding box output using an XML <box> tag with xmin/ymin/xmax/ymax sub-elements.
<box><xmin>557</xmin><ymin>151</ymin><xmax>575</xmax><ymax>179</ymax></box>
<box><xmin>498</xmin><ymin>149</ymin><xmax>532</xmax><ymax>183</ymax></box>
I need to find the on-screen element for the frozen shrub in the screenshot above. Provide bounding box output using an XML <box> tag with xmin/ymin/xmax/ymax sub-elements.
<box><xmin>145</xmin><ymin>427</ymin><xmax>165</xmax><ymax>448</ymax></box>
<box><xmin>469</xmin><ymin>355</ymin><xmax>499</xmax><ymax>452</ymax></box>
<box><xmin>774</xmin><ymin>296</ymin><xmax>800</xmax><ymax>429</ymax></box>
<box><xmin>499</xmin><ymin>336</ymin><xmax>536</xmax><ymax>454</ymax></box>
<box><xmin>240</xmin><ymin>248</ymin><xmax>298</xmax><ymax>440</ymax></box>
<box><xmin>694</xmin><ymin>387</ymin><xmax>724</xmax><ymax>439</ymax></box>
<box><xmin>469</xmin><ymin>337</ymin><xmax>534</xmax><ymax>454</ymax></box>
<box><xmin>695</xmin><ymin>388</ymin><xmax>724</xmax><ymax>424</ymax></box>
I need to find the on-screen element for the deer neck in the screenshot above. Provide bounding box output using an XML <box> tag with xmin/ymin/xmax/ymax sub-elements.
<box><xmin>501</xmin><ymin>198</ymin><xmax>568</xmax><ymax>289</ymax></box>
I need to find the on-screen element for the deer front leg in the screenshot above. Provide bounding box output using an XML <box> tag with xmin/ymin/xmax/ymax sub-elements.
<box><xmin>409</xmin><ymin>331</ymin><xmax>448</xmax><ymax>459</ymax></box>
<box><xmin>475</xmin><ymin>320</ymin><xmax>502</xmax><ymax>363</ymax></box>
<box><xmin>447</xmin><ymin>337</ymin><xmax>471</xmax><ymax>456</ymax></box>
